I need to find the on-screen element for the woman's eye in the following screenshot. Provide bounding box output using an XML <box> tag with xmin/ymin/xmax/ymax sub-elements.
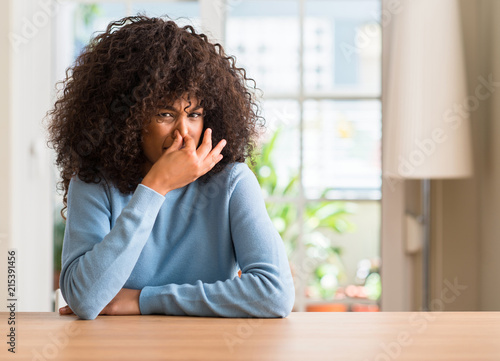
<box><xmin>156</xmin><ymin>112</ymin><xmax>174</xmax><ymax>122</ymax></box>
<box><xmin>189</xmin><ymin>112</ymin><xmax>203</xmax><ymax>119</ymax></box>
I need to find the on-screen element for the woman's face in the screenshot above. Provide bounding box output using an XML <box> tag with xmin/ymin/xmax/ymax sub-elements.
<box><xmin>142</xmin><ymin>96</ymin><xmax>204</xmax><ymax>174</ymax></box>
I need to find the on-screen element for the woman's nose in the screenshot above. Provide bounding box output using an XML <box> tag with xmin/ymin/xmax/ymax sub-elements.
<box><xmin>174</xmin><ymin>116</ymin><xmax>189</xmax><ymax>137</ymax></box>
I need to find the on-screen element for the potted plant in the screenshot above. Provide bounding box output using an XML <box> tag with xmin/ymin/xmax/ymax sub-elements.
<box><xmin>247</xmin><ymin>127</ymin><xmax>356</xmax><ymax>311</ymax></box>
<box><xmin>53</xmin><ymin>208</ymin><xmax>65</xmax><ymax>290</ymax></box>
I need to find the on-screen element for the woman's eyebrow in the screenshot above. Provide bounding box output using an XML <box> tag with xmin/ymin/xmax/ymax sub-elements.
<box><xmin>159</xmin><ymin>105</ymin><xmax>203</xmax><ymax>111</ymax></box>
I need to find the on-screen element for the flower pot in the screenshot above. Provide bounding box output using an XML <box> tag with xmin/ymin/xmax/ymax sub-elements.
<box><xmin>306</xmin><ymin>303</ymin><xmax>348</xmax><ymax>312</ymax></box>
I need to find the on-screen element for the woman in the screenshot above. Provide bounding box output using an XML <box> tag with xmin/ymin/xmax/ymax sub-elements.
<box><xmin>47</xmin><ymin>15</ymin><xmax>295</xmax><ymax>320</ymax></box>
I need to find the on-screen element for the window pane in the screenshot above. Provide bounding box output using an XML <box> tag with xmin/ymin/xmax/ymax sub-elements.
<box><xmin>226</xmin><ymin>0</ymin><xmax>300</xmax><ymax>96</ymax></box>
<box><xmin>265</xmin><ymin>202</ymin><xmax>299</xmax><ymax>256</ymax></box>
<box><xmin>132</xmin><ymin>2</ymin><xmax>201</xmax><ymax>30</ymax></box>
<box><xmin>303</xmin><ymin>100</ymin><xmax>381</xmax><ymax>199</ymax></box>
<box><xmin>258</xmin><ymin>100</ymin><xmax>300</xmax><ymax>194</ymax></box>
<box><xmin>71</xmin><ymin>3</ymin><xmax>127</xmax><ymax>60</ymax></box>
<box><xmin>305</xmin><ymin>0</ymin><xmax>381</xmax><ymax>95</ymax></box>
<box><xmin>264</xmin><ymin>201</ymin><xmax>300</xmax><ymax>310</ymax></box>
<box><xmin>304</xmin><ymin>200</ymin><xmax>381</xmax><ymax>306</ymax></box>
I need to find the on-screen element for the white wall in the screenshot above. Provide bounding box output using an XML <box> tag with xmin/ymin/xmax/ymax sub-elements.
<box><xmin>0</xmin><ymin>0</ymin><xmax>13</xmax><ymax>314</ymax></box>
<box><xmin>0</xmin><ymin>0</ymin><xmax>54</xmax><ymax>312</ymax></box>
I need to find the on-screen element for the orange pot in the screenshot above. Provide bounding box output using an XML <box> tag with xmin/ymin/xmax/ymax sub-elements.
<box><xmin>306</xmin><ymin>303</ymin><xmax>348</xmax><ymax>312</ymax></box>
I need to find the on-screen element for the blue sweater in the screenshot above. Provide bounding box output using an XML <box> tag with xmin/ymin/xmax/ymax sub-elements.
<box><xmin>60</xmin><ymin>162</ymin><xmax>295</xmax><ymax>320</ymax></box>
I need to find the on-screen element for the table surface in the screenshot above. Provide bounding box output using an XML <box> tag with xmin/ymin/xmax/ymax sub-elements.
<box><xmin>2</xmin><ymin>312</ymin><xmax>500</xmax><ymax>360</ymax></box>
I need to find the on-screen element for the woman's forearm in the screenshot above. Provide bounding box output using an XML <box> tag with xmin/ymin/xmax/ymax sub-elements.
<box><xmin>60</xmin><ymin>180</ymin><xmax>165</xmax><ymax>320</ymax></box>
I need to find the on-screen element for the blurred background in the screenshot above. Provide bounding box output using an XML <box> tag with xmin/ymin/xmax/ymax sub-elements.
<box><xmin>0</xmin><ymin>0</ymin><xmax>498</xmax><ymax>313</ymax></box>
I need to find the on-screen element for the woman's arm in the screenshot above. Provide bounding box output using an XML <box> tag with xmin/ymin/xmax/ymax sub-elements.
<box><xmin>139</xmin><ymin>163</ymin><xmax>295</xmax><ymax>318</ymax></box>
<box><xmin>59</xmin><ymin>178</ymin><xmax>165</xmax><ymax>320</ymax></box>
<box><xmin>59</xmin><ymin>288</ymin><xmax>141</xmax><ymax>316</ymax></box>
<box><xmin>61</xmin><ymin>130</ymin><xmax>226</xmax><ymax>320</ymax></box>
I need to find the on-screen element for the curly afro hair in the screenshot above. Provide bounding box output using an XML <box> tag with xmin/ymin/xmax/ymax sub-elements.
<box><xmin>47</xmin><ymin>15</ymin><xmax>264</xmax><ymax>217</ymax></box>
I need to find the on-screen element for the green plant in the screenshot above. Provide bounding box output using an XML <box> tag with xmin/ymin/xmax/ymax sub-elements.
<box><xmin>248</xmin><ymin>128</ymin><xmax>300</xmax><ymax>254</ymax></box>
<box><xmin>303</xmin><ymin>198</ymin><xmax>356</xmax><ymax>300</ymax></box>
<box><xmin>73</xmin><ymin>4</ymin><xmax>103</xmax><ymax>57</ymax></box>
<box><xmin>53</xmin><ymin>209</ymin><xmax>65</xmax><ymax>273</ymax></box>
<box><xmin>77</xmin><ymin>4</ymin><xmax>102</xmax><ymax>27</ymax></box>
<box><xmin>247</xmin><ymin>126</ymin><xmax>356</xmax><ymax>300</ymax></box>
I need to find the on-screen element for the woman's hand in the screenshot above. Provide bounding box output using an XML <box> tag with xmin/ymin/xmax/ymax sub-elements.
<box><xmin>141</xmin><ymin>128</ymin><xmax>227</xmax><ymax>195</ymax></box>
<box><xmin>59</xmin><ymin>288</ymin><xmax>141</xmax><ymax>316</ymax></box>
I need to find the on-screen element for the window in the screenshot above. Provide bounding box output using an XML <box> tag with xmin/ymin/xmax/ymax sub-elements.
<box><xmin>225</xmin><ymin>0</ymin><xmax>382</xmax><ymax>311</ymax></box>
<box><xmin>53</xmin><ymin>0</ymin><xmax>382</xmax><ymax>312</ymax></box>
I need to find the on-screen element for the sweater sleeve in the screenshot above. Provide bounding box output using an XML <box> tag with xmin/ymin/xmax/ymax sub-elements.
<box><xmin>139</xmin><ymin>163</ymin><xmax>295</xmax><ymax>318</ymax></box>
<box><xmin>59</xmin><ymin>178</ymin><xmax>165</xmax><ymax>320</ymax></box>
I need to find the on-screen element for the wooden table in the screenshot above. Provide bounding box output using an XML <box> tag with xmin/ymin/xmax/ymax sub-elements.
<box><xmin>2</xmin><ymin>312</ymin><xmax>500</xmax><ymax>360</ymax></box>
